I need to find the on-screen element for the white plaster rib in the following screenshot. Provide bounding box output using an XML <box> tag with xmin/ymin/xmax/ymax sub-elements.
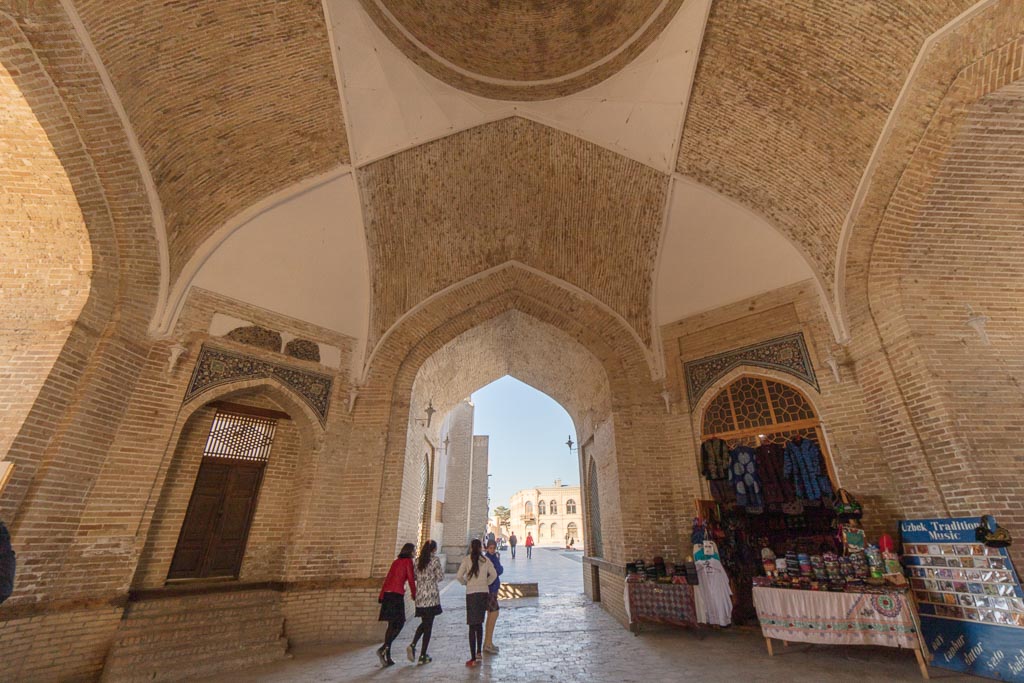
<box><xmin>361</xmin><ymin>261</ymin><xmax>661</xmax><ymax>385</ymax></box>
<box><xmin>367</xmin><ymin>0</ymin><xmax>675</xmax><ymax>88</ymax></box>
<box><xmin>667</xmin><ymin>0</ymin><xmax>712</xmax><ymax>168</ymax></box>
<box><xmin>648</xmin><ymin>176</ymin><xmax>678</xmax><ymax>383</ymax></box>
<box><xmin>831</xmin><ymin>0</ymin><xmax>997</xmax><ymax>341</ymax></box>
<box><xmin>154</xmin><ymin>165</ymin><xmax>353</xmax><ymax>336</ymax></box>
<box><xmin>323</xmin><ymin>0</ymin><xmax>372</xmax><ymax>381</ymax></box>
<box><xmin>58</xmin><ymin>0</ymin><xmax>170</xmax><ymax>337</ymax></box>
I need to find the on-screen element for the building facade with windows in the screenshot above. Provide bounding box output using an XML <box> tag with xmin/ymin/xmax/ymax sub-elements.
<box><xmin>508</xmin><ymin>480</ymin><xmax>584</xmax><ymax>548</ymax></box>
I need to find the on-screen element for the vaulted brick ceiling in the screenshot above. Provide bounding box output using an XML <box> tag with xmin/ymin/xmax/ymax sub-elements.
<box><xmin>678</xmin><ymin>0</ymin><xmax>976</xmax><ymax>299</ymax></box>
<box><xmin>358</xmin><ymin>117</ymin><xmax>670</xmax><ymax>349</ymax></box>
<box><xmin>72</xmin><ymin>0</ymin><xmax>349</xmax><ymax>281</ymax></box>
<box><xmin>358</xmin><ymin>0</ymin><xmax>685</xmax><ymax>100</ymax></box>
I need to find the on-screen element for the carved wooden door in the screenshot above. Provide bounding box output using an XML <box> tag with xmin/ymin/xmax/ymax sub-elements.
<box><xmin>167</xmin><ymin>459</ymin><xmax>265</xmax><ymax>580</ymax></box>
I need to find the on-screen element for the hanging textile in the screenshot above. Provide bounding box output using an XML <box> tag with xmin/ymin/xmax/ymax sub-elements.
<box><xmin>700</xmin><ymin>438</ymin><xmax>731</xmax><ymax>481</ymax></box>
<box><xmin>783</xmin><ymin>438</ymin><xmax>833</xmax><ymax>501</ymax></box>
<box><xmin>754</xmin><ymin>442</ymin><xmax>794</xmax><ymax>505</ymax></box>
<box><xmin>729</xmin><ymin>446</ymin><xmax>764</xmax><ymax>511</ymax></box>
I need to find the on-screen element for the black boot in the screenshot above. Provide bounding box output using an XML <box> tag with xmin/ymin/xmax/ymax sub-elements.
<box><xmin>384</xmin><ymin>647</ymin><xmax>396</xmax><ymax>666</ymax></box>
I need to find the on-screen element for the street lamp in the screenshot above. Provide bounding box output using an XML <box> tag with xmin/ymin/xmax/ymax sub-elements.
<box><xmin>566</xmin><ymin>435</ymin><xmax>578</xmax><ymax>454</ymax></box>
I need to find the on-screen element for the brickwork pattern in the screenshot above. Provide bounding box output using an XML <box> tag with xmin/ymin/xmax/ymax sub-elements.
<box><xmin>359</xmin><ymin>0</ymin><xmax>684</xmax><ymax>100</ymax></box>
<box><xmin>679</xmin><ymin>0</ymin><xmax>974</xmax><ymax>293</ymax></box>
<box><xmin>359</xmin><ymin>117</ymin><xmax>669</xmax><ymax>349</ymax></box>
<box><xmin>73</xmin><ymin>0</ymin><xmax>349</xmax><ymax>282</ymax></box>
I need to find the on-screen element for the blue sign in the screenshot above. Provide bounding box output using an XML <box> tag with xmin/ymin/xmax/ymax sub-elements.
<box><xmin>900</xmin><ymin>517</ymin><xmax>1024</xmax><ymax>681</ymax></box>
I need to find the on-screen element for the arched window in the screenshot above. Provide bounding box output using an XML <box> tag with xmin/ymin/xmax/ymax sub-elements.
<box><xmin>549</xmin><ymin>499</ymin><xmax>558</xmax><ymax>515</ymax></box>
<box><xmin>524</xmin><ymin>501</ymin><xmax>533</xmax><ymax>517</ymax></box>
<box><xmin>567</xmin><ymin>522</ymin><xmax>578</xmax><ymax>541</ymax></box>
<box><xmin>701</xmin><ymin>375</ymin><xmax>836</xmax><ymax>483</ymax></box>
<box><xmin>550</xmin><ymin>522</ymin><xmax>559</xmax><ymax>542</ymax></box>
<box><xmin>566</xmin><ymin>499</ymin><xmax>577</xmax><ymax>514</ymax></box>
<box><xmin>538</xmin><ymin>500</ymin><xmax>546</xmax><ymax>515</ymax></box>
<box><xmin>538</xmin><ymin>523</ymin><xmax>546</xmax><ymax>539</ymax></box>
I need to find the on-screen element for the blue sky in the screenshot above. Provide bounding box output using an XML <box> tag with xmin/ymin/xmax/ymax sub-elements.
<box><xmin>470</xmin><ymin>376</ymin><xmax>579</xmax><ymax>516</ymax></box>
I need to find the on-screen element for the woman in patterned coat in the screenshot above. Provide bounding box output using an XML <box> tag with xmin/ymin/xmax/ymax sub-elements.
<box><xmin>408</xmin><ymin>540</ymin><xmax>443</xmax><ymax>665</ymax></box>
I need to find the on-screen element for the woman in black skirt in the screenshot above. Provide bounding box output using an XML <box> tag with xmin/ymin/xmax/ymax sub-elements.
<box><xmin>456</xmin><ymin>538</ymin><xmax>497</xmax><ymax>666</ymax></box>
<box><xmin>377</xmin><ymin>543</ymin><xmax>417</xmax><ymax>667</ymax></box>
<box><xmin>407</xmin><ymin>540</ymin><xmax>443</xmax><ymax>664</ymax></box>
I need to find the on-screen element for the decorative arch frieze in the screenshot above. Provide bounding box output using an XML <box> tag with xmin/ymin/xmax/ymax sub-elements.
<box><xmin>184</xmin><ymin>345</ymin><xmax>333</xmax><ymax>427</ymax></box>
<box><xmin>683</xmin><ymin>332</ymin><xmax>818</xmax><ymax>407</ymax></box>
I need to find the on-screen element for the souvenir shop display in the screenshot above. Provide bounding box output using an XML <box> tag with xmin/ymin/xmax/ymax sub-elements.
<box><xmin>625</xmin><ymin>554</ymin><xmax>699</xmax><ymax>633</ymax></box>
<box><xmin>696</xmin><ymin>433</ymin><xmax>842</xmax><ymax>621</ymax></box>
<box><xmin>900</xmin><ymin>516</ymin><xmax>1023</xmax><ymax>682</ymax></box>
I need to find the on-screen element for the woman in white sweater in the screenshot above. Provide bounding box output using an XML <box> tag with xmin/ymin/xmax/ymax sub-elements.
<box><xmin>456</xmin><ymin>539</ymin><xmax>497</xmax><ymax>667</ymax></box>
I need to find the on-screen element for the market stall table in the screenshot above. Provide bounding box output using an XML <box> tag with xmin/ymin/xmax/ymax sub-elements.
<box><xmin>752</xmin><ymin>586</ymin><xmax>929</xmax><ymax>679</ymax></box>
<box><xmin>626</xmin><ymin>580</ymin><xmax>698</xmax><ymax>634</ymax></box>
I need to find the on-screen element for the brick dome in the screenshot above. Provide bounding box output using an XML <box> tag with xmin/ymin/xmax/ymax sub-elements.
<box><xmin>358</xmin><ymin>0</ymin><xmax>685</xmax><ymax>99</ymax></box>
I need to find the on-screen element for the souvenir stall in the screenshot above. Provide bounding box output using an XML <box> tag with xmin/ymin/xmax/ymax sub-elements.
<box><xmin>695</xmin><ymin>376</ymin><xmax>929</xmax><ymax>678</ymax></box>
<box><xmin>696</xmin><ymin>376</ymin><xmax>843</xmax><ymax>622</ymax></box>
<box><xmin>624</xmin><ymin>556</ymin><xmax>699</xmax><ymax>634</ymax></box>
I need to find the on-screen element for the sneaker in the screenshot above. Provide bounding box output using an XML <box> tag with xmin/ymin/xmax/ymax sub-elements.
<box><xmin>376</xmin><ymin>646</ymin><xmax>386</xmax><ymax>667</ymax></box>
<box><xmin>406</xmin><ymin>643</ymin><xmax>416</xmax><ymax>662</ymax></box>
<box><xmin>418</xmin><ymin>654</ymin><xmax>432</xmax><ymax>665</ymax></box>
<box><xmin>476</xmin><ymin>652</ymin><xmax>483</xmax><ymax>662</ymax></box>
<box><xmin>483</xmin><ymin>644</ymin><xmax>500</xmax><ymax>654</ymax></box>
<box><xmin>466</xmin><ymin>659</ymin><xmax>477</xmax><ymax>667</ymax></box>
<box><xmin>384</xmin><ymin>647</ymin><xmax>395</xmax><ymax>667</ymax></box>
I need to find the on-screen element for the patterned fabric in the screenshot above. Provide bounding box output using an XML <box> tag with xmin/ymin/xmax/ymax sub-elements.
<box><xmin>752</xmin><ymin>587</ymin><xmax>921</xmax><ymax>649</ymax></box>
<box><xmin>729</xmin><ymin>446</ymin><xmax>763</xmax><ymax>510</ymax></box>
<box><xmin>755</xmin><ymin>443</ymin><xmax>795</xmax><ymax>505</ymax></box>
<box><xmin>783</xmin><ymin>438</ymin><xmax>833</xmax><ymax>501</ymax></box>
<box><xmin>700</xmin><ymin>438</ymin><xmax>731</xmax><ymax>481</ymax></box>
<box><xmin>414</xmin><ymin>556</ymin><xmax>443</xmax><ymax>608</ymax></box>
<box><xmin>627</xmin><ymin>582</ymin><xmax>698</xmax><ymax>628</ymax></box>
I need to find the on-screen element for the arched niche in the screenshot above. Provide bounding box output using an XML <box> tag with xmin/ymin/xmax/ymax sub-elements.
<box><xmin>131</xmin><ymin>379</ymin><xmax>322</xmax><ymax>589</ymax></box>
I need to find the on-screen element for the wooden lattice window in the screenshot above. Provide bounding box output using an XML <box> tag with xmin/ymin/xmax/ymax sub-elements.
<box><xmin>700</xmin><ymin>376</ymin><xmax>836</xmax><ymax>484</ymax></box>
<box><xmin>202</xmin><ymin>410</ymin><xmax>277</xmax><ymax>462</ymax></box>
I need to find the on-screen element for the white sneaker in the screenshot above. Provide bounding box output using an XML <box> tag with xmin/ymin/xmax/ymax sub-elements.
<box><xmin>483</xmin><ymin>644</ymin><xmax>500</xmax><ymax>654</ymax></box>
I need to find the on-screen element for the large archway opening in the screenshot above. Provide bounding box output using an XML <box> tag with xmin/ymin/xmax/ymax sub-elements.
<box><xmin>394</xmin><ymin>309</ymin><xmax>613</xmax><ymax>600</ymax></box>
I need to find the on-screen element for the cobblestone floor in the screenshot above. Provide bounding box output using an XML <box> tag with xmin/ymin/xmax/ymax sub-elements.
<box><xmin>208</xmin><ymin>549</ymin><xmax>971</xmax><ymax>682</ymax></box>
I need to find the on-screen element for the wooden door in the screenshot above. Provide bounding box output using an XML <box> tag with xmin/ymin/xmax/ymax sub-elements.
<box><xmin>168</xmin><ymin>459</ymin><xmax>265</xmax><ymax>580</ymax></box>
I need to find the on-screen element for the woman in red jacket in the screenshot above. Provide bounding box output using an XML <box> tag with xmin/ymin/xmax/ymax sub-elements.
<box><xmin>377</xmin><ymin>543</ymin><xmax>417</xmax><ymax>667</ymax></box>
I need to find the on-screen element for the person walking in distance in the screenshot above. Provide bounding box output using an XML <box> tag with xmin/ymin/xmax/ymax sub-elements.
<box><xmin>376</xmin><ymin>543</ymin><xmax>416</xmax><ymax>667</ymax></box>
<box><xmin>456</xmin><ymin>539</ymin><xmax>497</xmax><ymax>667</ymax></box>
<box><xmin>525</xmin><ymin>531</ymin><xmax>534</xmax><ymax>559</ymax></box>
<box><xmin>509</xmin><ymin>531</ymin><xmax>518</xmax><ymax>559</ymax></box>
<box><xmin>408</xmin><ymin>540</ymin><xmax>442</xmax><ymax>665</ymax></box>
<box><xmin>483</xmin><ymin>540</ymin><xmax>504</xmax><ymax>654</ymax></box>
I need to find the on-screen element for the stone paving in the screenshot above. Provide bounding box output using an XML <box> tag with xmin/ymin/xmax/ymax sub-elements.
<box><xmin>206</xmin><ymin>548</ymin><xmax>972</xmax><ymax>682</ymax></box>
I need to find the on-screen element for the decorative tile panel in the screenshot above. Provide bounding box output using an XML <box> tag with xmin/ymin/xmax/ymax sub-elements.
<box><xmin>184</xmin><ymin>345</ymin><xmax>333</xmax><ymax>426</ymax></box>
<box><xmin>684</xmin><ymin>332</ymin><xmax>817</xmax><ymax>407</ymax></box>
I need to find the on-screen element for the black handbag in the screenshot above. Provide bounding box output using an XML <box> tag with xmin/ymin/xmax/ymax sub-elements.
<box><xmin>975</xmin><ymin>514</ymin><xmax>1012</xmax><ymax>548</ymax></box>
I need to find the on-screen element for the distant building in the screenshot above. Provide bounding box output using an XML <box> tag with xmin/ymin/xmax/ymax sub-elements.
<box><xmin>508</xmin><ymin>480</ymin><xmax>584</xmax><ymax>548</ymax></box>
